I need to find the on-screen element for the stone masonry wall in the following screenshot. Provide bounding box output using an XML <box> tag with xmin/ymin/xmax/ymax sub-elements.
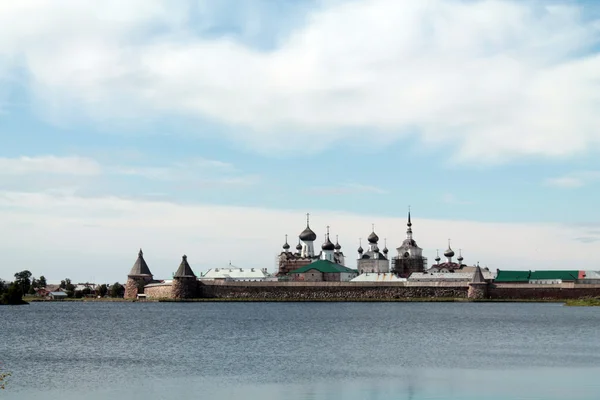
<box><xmin>172</xmin><ymin>278</ymin><xmax>200</xmax><ymax>299</ymax></box>
<box><xmin>201</xmin><ymin>282</ymin><xmax>468</xmax><ymax>300</ymax></box>
<box><xmin>124</xmin><ymin>278</ymin><xmax>140</xmax><ymax>299</ymax></box>
<box><xmin>144</xmin><ymin>283</ymin><xmax>174</xmax><ymax>299</ymax></box>
<box><xmin>489</xmin><ymin>285</ymin><xmax>600</xmax><ymax>300</ymax></box>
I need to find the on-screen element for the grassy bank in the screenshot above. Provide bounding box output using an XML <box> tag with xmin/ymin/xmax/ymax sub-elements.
<box><xmin>19</xmin><ymin>296</ymin><xmax>586</xmax><ymax>304</ymax></box>
<box><xmin>564</xmin><ymin>298</ymin><xmax>600</xmax><ymax>307</ymax></box>
<box><xmin>23</xmin><ymin>296</ymin><xmax>136</xmax><ymax>303</ymax></box>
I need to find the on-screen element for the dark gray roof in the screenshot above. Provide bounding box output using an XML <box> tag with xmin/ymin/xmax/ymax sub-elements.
<box><xmin>299</xmin><ymin>224</ymin><xmax>317</xmax><ymax>241</ymax></box>
<box><xmin>128</xmin><ymin>249</ymin><xmax>153</xmax><ymax>277</ymax></box>
<box><xmin>367</xmin><ymin>231</ymin><xmax>379</xmax><ymax>244</ymax></box>
<box><xmin>360</xmin><ymin>250</ymin><xmax>388</xmax><ymax>261</ymax></box>
<box><xmin>322</xmin><ymin>235</ymin><xmax>335</xmax><ymax>251</ymax></box>
<box><xmin>174</xmin><ymin>255</ymin><xmax>196</xmax><ymax>278</ymax></box>
<box><xmin>471</xmin><ymin>266</ymin><xmax>485</xmax><ymax>283</ymax></box>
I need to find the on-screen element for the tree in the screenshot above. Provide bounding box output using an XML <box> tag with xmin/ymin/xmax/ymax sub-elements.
<box><xmin>0</xmin><ymin>280</ymin><xmax>5</xmax><ymax>296</ymax></box>
<box><xmin>0</xmin><ymin>283</ymin><xmax>24</xmax><ymax>305</ymax></box>
<box><xmin>27</xmin><ymin>285</ymin><xmax>36</xmax><ymax>295</ymax></box>
<box><xmin>96</xmin><ymin>284</ymin><xmax>108</xmax><ymax>297</ymax></box>
<box><xmin>110</xmin><ymin>282</ymin><xmax>124</xmax><ymax>298</ymax></box>
<box><xmin>60</xmin><ymin>278</ymin><xmax>71</xmax><ymax>289</ymax></box>
<box><xmin>14</xmin><ymin>270</ymin><xmax>32</xmax><ymax>295</ymax></box>
<box><xmin>38</xmin><ymin>276</ymin><xmax>47</xmax><ymax>288</ymax></box>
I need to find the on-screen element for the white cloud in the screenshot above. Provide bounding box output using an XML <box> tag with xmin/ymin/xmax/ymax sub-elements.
<box><xmin>309</xmin><ymin>183</ymin><xmax>388</xmax><ymax>195</ymax></box>
<box><xmin>544</xmin><ymin>170</ymin><xmax>600</xmax><ymax>188</ymax></box>
<box><xmin>0</xmin><ymin>155</ymin><xmax>257</xmax><ymax>192</ymax></box>
<box><xmin>0</xmin><ymin>155</ymin><xmax>102</xmax><ymax>176</ymax></box>
<box><xmin>110</xmin><ymin>157</ymin><xmax>238</xmax><ymax>180</ymax></box>
<box><xmin>0</xmin><ymin>190</ymin><xmax>596</xmax><ymax>282</ymax></box>
<box><xmin>1</xmin><ymin>1</ymin><xmax>600</xmax><ymax>162</ymax></box>
<box><xmin>441</xmin><ymin>193</ymin><xmax>473</xmax><ymax>205</ymax></box>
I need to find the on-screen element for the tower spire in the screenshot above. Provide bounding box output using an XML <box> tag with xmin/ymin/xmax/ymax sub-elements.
<box><xmin>306</xmin><ymin>213</ymin><xmax>310</xmax><ymax>226</ymax></box>
<box><xmin>406</xmin><ymin>207</ymin><xmax>413</xmax><ymax>239</ymax></box>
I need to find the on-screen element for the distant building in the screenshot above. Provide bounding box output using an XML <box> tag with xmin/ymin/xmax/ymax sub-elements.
<box><xmin>351</xmin><ymin>272</ymin><xmax>406</xmax><ymax>282</ymax></box>
<box><xmin>579</xmin><ymin>271</ymin><xmax>600</xmax><ymax>284</ymax></box>
<box><xmin>124</xmin><ymin>249</ymin><xmax>158</xmax><ymax>299</ymax></box>
<box><xmin>290</xmin><ymin>260</ymin><xmax>358</xmax><ymax>282</ymax></box>
<box><xmin>494</xmin><ymin>270</ymin><xmax>584</xmax><ymax>284</ymax></box>
<box><xmin>427</xmin><ymin>240</ymin><xmax>465</xmax><ymax>272</ymax></box>
<box><xmin>200</xmin><ymin>264</ymin><xmax>272</xmax><ymax>281</ymax></box>
<box><xmin>277</xmin><ymin>215</ymin><xmax>346</xmax><ymax>277</ymax></box>
<box><xmin>391</xmin><ymin>211</ymin><xmax>427</xmax><ymax>277</ymax></box>
<box><xmin>408</xmin><ymin>269</ymin><xmax>495</xmax><ymax>283</ymax></box>
<box><xmin>48</xmin><ymin>291</ymin><xmax>68</xmax><ymax>300</ymax></box>
<box><xmin>356</xmin><ymin>226</ymin><xmax>390</xmax><ymax>274</ymax></box>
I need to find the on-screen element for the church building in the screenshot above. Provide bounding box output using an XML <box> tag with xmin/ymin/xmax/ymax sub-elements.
<box><xmin>277</xmin><ymin>214</ymin><xmax>346</xmax><ymax>277</ymax></box>
<box><xmin>391</xmin><ymin>211</ymin><xmax>427</xmax><ymax>277</ymax></box>
<box><xmin>356</xmin><ymin>226</ymin><xmax>390</xmax><ymax>274</ymax></box>
<box><xmin>428</xmin><ymin>241</ymin><xmax>466</xmax><ymax>272</ymax></box>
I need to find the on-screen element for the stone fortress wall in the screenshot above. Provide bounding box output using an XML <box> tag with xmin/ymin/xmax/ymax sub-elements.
<box><xmin>200</xmin><ymin>281</ymin><xmax>469</xmax><ymax>300</ymax></box>
<box><xmin>143</xmin><ymin>281</ymin><xmax>600</xmax><ymax>301</ymax></box>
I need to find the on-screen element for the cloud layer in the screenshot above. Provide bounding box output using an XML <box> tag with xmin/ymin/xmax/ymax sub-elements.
<box><xmin>1</xmin><ymin>0</ymin><xmax>600</xmax><ymax>161</ymax></box>
<box><xmin>0</xmin><ymin>189</ymin><xmax>596</xmax><ymax>282</ymax></box>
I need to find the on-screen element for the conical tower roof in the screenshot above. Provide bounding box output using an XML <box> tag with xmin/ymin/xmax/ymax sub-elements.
<box><xmin>471</xmin><ymin>265</ymin><xmax>485</xmax><ymax>283</ymax></box>
<box><xmin>174</xmin><ymin>255</ymin><xmax>196</xmax><ymax>278</ymax></box>
<box><xmin>128</xmin><ymin>249</ymin><xmax>153</xmax><ymax>277</ymax></box>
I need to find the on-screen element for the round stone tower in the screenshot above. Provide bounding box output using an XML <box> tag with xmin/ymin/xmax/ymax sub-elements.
<box><xmin>124</xmin><ymin>249</ymin><xmax>154</xmax><ymax>299</ymax></box>
<box><xmin>468</xmin><ymin>265</ymin><xmax>489</xmax><ymax>300</ymax></box>
<box><xmin>172</xmin><ymin>255</ymin><xmax>198</xmax><ymax>299</ymax></box>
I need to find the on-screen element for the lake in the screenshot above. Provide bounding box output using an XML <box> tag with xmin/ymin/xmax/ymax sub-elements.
<box><xmin>1</xmin><ymin>302</ymin><xmax>599</xmax><ymax>399</ymax></box>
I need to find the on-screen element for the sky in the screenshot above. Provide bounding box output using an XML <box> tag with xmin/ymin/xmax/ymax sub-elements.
<box><xmin>1</xmin><ymin>0</ymin><xmax>600</xmax><ymax>283</ymax></box>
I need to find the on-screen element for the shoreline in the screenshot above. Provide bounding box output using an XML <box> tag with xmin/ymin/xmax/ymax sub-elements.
<box><xmin>21</xmin><ymin>296</ymin><xmax>587</xmax><ymax>304</ymax></box>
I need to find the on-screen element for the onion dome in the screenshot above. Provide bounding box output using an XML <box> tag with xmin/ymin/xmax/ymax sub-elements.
<box><xmin>383</xmin><ymin>247</ymin><xmax>388</xmax><ymax>255</ymax></box>
<box><xmin>296</xmin><ymin>240</ymin><xmax>302</xmax><ymax>251</ymax></box>
<box><xmin>299</xmin><ymin>225</ymin><xmax>317</xmax><ymax>241</ymax></box>
<box><xmin>358</xmin><ymin>245</ymin><xmax>364</xmax><ymax>254</ymax></box>
<box><xmin>282</xmin><ymin>234</ymin><xmax>290</xmax><ymax>250</ymax></box>
<box><xmin>322</xmin><ymin>235</ymin><xmax>335</xmax><ymax>251</ymax></box>
<box><xmin>334</xmin><ymin>235</ymin><xmax>341</xmax><ymax>251</ymax></box>
<box><xmin>444</xmin><ymin>246</ymin><xmax>455</xmax><ymax>258</ymax></box>
<box><xmin>435</xmin><ymin>255</ymin><xmax>441</xmax><ymax>262</ymax></box>
<box><xmin>367</xmin><ymin>231</ymin><xmax>379</xmax><ymax>244</ymax></box>
<box><xmin>457</xmin><ymin>255</ymin><xmax>464</xmax><ymax>262</ymax></box>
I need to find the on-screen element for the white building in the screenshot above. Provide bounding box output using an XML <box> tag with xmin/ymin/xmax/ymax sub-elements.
<box><xmin>199</xmin><ymin>264</ymin><xmax>272</xmax><ymax>281</ymax></box>
<box><xmin>356</xmin><ymin>226</ymin><xmax>390</xmax><ymax>274</ymax></box>
<box><xmin>351</xmin><ymin>272</ymin><xmax>407</xmax><ymax>282</ymax></box>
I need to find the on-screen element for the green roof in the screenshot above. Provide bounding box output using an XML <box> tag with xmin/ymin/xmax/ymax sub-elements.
<box><xmin>495</xmin><ymin>270</ymin><xmax>581</xmax><ymax>282</ymax></box>
<box><xmin>290</xmin><ymin>260</ymin><xmax>356</xmax><ymax>274</ymax></box>
<box><xmin>529</xmin><ymin>270</ymin><xmax>580</xmax><ymax>281</ymax></box>
<box><xmin>495</xmin><ymin>270</ymin><xmax>531</xmax><ymax>282</ymax></box>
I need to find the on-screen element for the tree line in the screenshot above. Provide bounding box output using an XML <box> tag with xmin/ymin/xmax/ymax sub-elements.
<box><xmin>0</xmin><ymin>270</ymin><xmax>126</xmax><ymax>304</ymax></box>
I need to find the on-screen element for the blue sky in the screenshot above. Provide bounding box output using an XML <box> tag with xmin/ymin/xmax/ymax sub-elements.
<box><xmin>1</xmin><ymin>0</ymin><xmax>600</xmax><ymax>282</ymax></box>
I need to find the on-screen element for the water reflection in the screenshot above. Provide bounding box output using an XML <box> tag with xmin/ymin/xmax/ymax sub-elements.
<box><xmin>1</xmin><ymin>302</ymin><xmax>600</xmax><ymax>399</ymax></box>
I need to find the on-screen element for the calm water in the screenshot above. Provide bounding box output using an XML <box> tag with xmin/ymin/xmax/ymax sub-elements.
<box><xmin>1</xmin><ymin>302</ymin><xmax>599</xmax><ymax>399</ymax></box>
